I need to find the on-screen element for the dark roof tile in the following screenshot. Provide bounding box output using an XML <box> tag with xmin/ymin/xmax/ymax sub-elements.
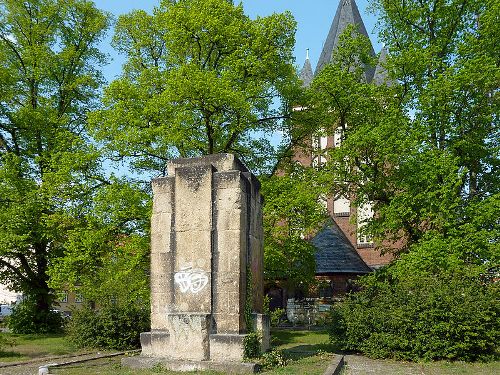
<box><xmin>311</xmin><ymin>221</ymin><xmax>372</xmax><ymax>274</ymax></box>
<box><xmin>315</xmin><ymin>0</ymin><xmax>375</xmax><ymax>82</ymax></box>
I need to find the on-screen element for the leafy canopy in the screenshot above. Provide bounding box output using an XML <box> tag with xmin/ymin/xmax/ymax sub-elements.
<box><xmin>0</xmin><ymin>0</ymin><xmax>110</xmax><ymax>330</ymax></box>
<box><xmin>90</xmin><ymin>0</ymin><xmax>299</xmax><ymax>175</ymax></box>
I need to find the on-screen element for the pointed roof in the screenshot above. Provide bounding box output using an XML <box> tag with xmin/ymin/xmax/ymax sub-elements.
<box><xmin>372</xmin><ymin>46</ymin><xmax>392</xmax><ymax>86</ymax></box>
<box><xmin>315</xmin><ymin>0</ymin><xmax>376</xmax><ymax>81</ymax></box>
<box><xmin>299</xmin><ymin>49</ymin><xmax>314</xmax><ymax>87</ymax></box>
<box><xmin>311</xmin><ymin>221</ymin><xmax>372</xmax><ymax>274</ymax></box>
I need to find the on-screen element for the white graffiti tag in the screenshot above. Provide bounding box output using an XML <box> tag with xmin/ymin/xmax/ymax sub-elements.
<box><xmin>174</xmin><ymin>267</ymin><xmax>209</xmax><ymax>294</ymax></box>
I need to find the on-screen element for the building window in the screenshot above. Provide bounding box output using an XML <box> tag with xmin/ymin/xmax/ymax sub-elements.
<box><xmin>357</xmin><ymin>202</ymin><xmax>374</xmax><ymax>246</ymax></box>
<box><xmin>318</xmin><ymin>281</ymin><xmax>334</xmax><ymax>298</ymax></box>
<box><xmin>333</xmin><ymin>196</ymin><xmax>350</xmax><ymax>216</ymax></box>
<box><xmin>75</xmin><ymin>293</ymin><xmax>83</xmax><ymax>303</ymax></box>
<box><xmin>58</xmin><ymin>291</ymin><xmax>68</xmax><ymax>303</ymax></box>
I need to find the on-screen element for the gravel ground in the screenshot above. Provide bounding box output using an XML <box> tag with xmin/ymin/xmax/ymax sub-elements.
<box><xmin>344</xmin><ymin>355</ymin><xmax>424</xmax><ymax>375</ymax></box>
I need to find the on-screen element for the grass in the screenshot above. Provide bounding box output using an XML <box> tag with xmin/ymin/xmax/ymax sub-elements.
<box><xmin>52</xmin><ymin>330</ymin><xmax>335</xmax><ymax>375</ymax></box>
<box><xmin>344</xmin><ymin>355</ymin><xmax>500</xmax><ymax>375</ymax></box>
<box><xmin>419</xmin><ymin>361</ymin><xmax>500</xmax><ymax>375</ymax></box>
<box><xmin>0</xmin><ymin>333</ymin><xmax>84</xmax><ymax>362</ymax></box>
<box><xmin>4</xmin><ymin>330</ymin><xmax>499</xmax><ymax>374</ymax></box>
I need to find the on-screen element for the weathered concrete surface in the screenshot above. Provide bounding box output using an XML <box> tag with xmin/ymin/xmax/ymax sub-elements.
<box><xmin>138</xmin><ymin>154</ymin><xmax>268</xmax><ymax>366</ymax></box>
<box><xmin>122</xmin><ymin>355</ymin><xmax>260</xmax><ymax>374</ymax></box>
<box><xmin>323</xmin><ymin>355</ymin><xmax>345</xmax><ymax>375</ymax></box>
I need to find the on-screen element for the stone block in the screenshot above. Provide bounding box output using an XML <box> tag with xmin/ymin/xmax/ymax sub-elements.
<box><xmin>166</xmin><ymin>313</ymin><xmax>210</xmax><ymax>361</ymax></box>
<box><xmin>152</xmin><ymin>177</ymin><xmax>174</xmax><ymax>214</ymax></box>
<box><xmin>209</xmin><ymin>334</ymin><xmax>245</xmax><ymax>361</ymax></box>
<box><xmin>253</xmin><ymin>314</ymin><xmax>270</xmax><ymax>352</ymax></box>
<box><xmin>140</xmin><ymin>331</ymin><xmax>171</xmax><ymax>357</ymax></box>
<box><xmin>174</xmin><ymin>165</ymin><xmax>213</xmax><ymax>232</ymax></box>
<box><xmin>214</xmin><ymin>230</ymin><xmax>245</xmax><ymax>273</ymax></box>
<box><xmin>214</xmin><ymin>188</ymin><xmax>245</xmax><ymax>231</ymax></box>
<box><xmin>167</xmin><ymin>153</ymin><xmax>248</xmax><ymax>175</ymax></box>
<box><xmin>151</xmin><ymin>212</ymin><xmax>173</xmax><ymax>254</ymax></box>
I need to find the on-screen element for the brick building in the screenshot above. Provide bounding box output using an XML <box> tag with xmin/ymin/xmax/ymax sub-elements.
<box><xmin>296</xmin><ymin>0</ymin><xmax>393</xmax><ymax>295</ymax></box>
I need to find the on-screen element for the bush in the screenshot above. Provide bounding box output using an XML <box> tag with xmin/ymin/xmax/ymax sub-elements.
<box><xmin>8</xmin><ymin>299</ymin><xmax>63</xmax><ymax>334</ymax></box>
<box><xmin>261</xmin><ymin>348</ymin><xmax>287</xmax><ymax>369</ymax></box>
<box><xmin>0</xmin><ymin>334</ymin><xmax>15</xmax><ymax>352</ymax></box>
<box><xmin>260</xmin><ymin>349</ymin><xmax>287</xmax><ymax>369</ymax></box>
<box><xmin>67</xmin><ymin>303</ymin><xmax>149</xmax><ymax>350</ymax></box>
<box><xmin>329</xmin><ymin>269</ymin><xmax>499</xmax><ymax>361</ymax></box>
<box><xmin>270</xmin><ymin>308</ymin><xmax>286</xmax><ymax>327</ymax></box>
<box><xmin>243</xmin><ymin>331</ymin><xmax>261</xmax><ymax>359</ymax></box>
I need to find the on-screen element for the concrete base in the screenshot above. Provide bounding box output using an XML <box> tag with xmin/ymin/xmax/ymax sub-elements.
<box><xmin>122</xmin><ymin>355</ymin><xmax>260</xmax><ymax>374</ymax></box>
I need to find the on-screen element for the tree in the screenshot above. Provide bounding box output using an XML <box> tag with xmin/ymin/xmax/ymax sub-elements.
<box><xmin>374</xmin><ymin>0</ymin><xmax>498</xmax><ymax>198</ymax></box>
<box><xmin>89</xmin><ymin>0</ymin><xmax>299</xmax><ymax>176</ymax></box>
<box><xmin>261</xmin><ymin>164</ymin><xmax>328</xmax><ymax>292</ymax></box>
<box><xmin>304</xmin><ymin>0</ymin><xmax>499</xmax><ymax>262</ymax></box>
<box><xmin>0</xmin><ymin>0</ymin><xmax>110</xmax><ymax>330</ymax></box>
<box><xmin>311</xmin><ymin>0</ymin><xmax>499</xmax><ymax>360</ymax></box>
<box><xmin>48</xmin><ymin>179</ymin><xmax>151</xmax><ymax>309</ymax></box>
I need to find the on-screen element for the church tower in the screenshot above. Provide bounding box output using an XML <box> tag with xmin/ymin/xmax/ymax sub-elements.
<box><xmin>297</xmin><ymin>0</ymin><xmax>392</xmax><ymax>270</ymax></box>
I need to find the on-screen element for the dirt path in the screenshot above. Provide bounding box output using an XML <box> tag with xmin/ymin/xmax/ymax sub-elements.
<box><xmin>344</xmin><ymin>355</ymin><xmax>424</xmax><ymax>375</ymax></box>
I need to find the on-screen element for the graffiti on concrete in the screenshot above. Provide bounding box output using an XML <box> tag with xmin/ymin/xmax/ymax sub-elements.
<box><xmin>174</xmin><ymin>266</ymin><xmax>209</xmax><ymax>294</ymax></box>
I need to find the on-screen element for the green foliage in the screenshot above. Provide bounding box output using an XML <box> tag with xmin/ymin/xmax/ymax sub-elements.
<box><xmin>90</xmin><ymin>0</ymin><xmax>299</xmax><ymax>174</ymax></box>
<box><xmin>67</xmin><ymin>303</ymin><xmax>150</xmax><ymax>350</ymax></box>
<box><xmin>269</xmin><ymin>308</ymin><xmax>286</xmax><ymax>328</ymax></box>
<box><xmin>261</xmin><ymin>164</ymin><xmax>327</xmax><ymax>290</ymax></box>
<box><xmin>298</xmin><ymin>0</ymin><xmax>499</xmax><ymax>259</ymax></box>
<box><xmin>48</xmin><ymin>179</ymin><xmax>151</xmax><ymax>310</ymax></box>
<box><xmin>8</xmin><ymin>298</ymin><xmax>63</xmax><ymax>334</ymax></box>
<box><xmin>243</xmin><ymin>331</ymin><xmax>262</xmax><ymax>360</ymax></box>
<box><xmin>261</xmin><ymin>348</ymin><xmax>287</xmax><ymax>369</ymax></box>
<box><xmin>0</xmin><ymin>333</ymin><xmax>14</xmax><ymax>352</ymax></box>
<box><xmin>329</xmin><ymin>268</ymin><xmax>499</xmax><ymax>361</ymax></box>
<box><xmin>0</xmin><ymin>0</ymin><xmax>110</xmax><ymax>331</ymax></box>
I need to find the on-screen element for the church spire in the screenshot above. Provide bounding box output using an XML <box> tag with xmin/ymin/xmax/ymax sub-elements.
<box><xmin>299</xmin><ymin>49</ymin><xmax>313</xmax><ymax>88</ymax></box>
<box><xmin>315</xmin><ymin>0</ymin><xmax>376</xmax><ymax>81</ymax></box>
<box><xmin>372</xmin><ymin>46</ymin><xmax>392</xmax><ymax>86</ymax></box>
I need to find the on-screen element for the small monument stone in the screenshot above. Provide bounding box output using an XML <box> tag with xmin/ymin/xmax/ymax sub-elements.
<box><xmin>124</xmin><ymin>154</ymin><xmax>269</xmax><ymax>373</ymax></box>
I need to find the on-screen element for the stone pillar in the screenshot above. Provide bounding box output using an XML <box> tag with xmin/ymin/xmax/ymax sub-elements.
<box><xmin>140</xmin><ymin>154</ymin><xmax>268</xmax><ymax>365</ymax></box>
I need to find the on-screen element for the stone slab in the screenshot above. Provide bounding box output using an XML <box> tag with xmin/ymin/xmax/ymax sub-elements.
<box><xmin>209</xmin><ymin>334</ymin><xmax>245</xmax><ymax>362</ymax></box>
<box><xmin>121</xmin><ymin>356</ymin><xmax>260</xmax><ymax>374</ymax></box>
<box><xmin>167</xmin><ymin>153</ymin><xmax>248</xmax><ymax>175</ymax></box>
<box><xmin>323</xmin><ymin>355</ymin><xmax>345</xmax><ymax>375</ymax></box>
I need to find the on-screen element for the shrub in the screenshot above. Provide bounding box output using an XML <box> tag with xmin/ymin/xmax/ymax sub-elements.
<box><xmin>243</xmin><ymin>331</ymin><xmax>261</xmax><ymax>359</ymax></box>
<box><xmin>0</xmin><ymin>334</ymin><xmax>15</xmax><ymax>352</ymax></box>
<box><xmin>67</xmin><ymin>303</ymin><xmax>149</xmax><ymax>350</ymax></box>
<box><xmin>329</xmin><ymin>269</ymin><xmax>499</xmax><ymax>361</ymax></box>
<box><xmin>270</xmin><ymin>308</ymin><xmax>286</xmax><ymax>327</ymax></box>
<box><xmin>261</xmin><ymin>348</ymin><xmax>287</xmax><ymax>369</ymax></box>
<box><xmin>8</xmin><ymin>299</ymin><xmax>63</xmax><ymax>334</ymax></box>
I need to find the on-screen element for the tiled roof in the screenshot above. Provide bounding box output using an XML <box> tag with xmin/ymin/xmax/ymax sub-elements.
<box><xmin>315</xmin><ymin>0</ymin><xmax>375</xmax><ymax>82</ymax></box>
<box><xmin>311</xmin><ymin>221</ymin><xmax>372</xmax><ymax>274</ymax></box>
<box><xmin>372</xmin><ymin>47</ymin><xmax>393</xmax><ymax>86</ymax></box>
<box><xmin>299</xmin><ymin>57</ymin><xmax>314</xmax><ymax>88</ymax></box>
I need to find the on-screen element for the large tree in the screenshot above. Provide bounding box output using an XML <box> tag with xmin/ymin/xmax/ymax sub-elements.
<box><xmin>317</xmin><ymin>0</ymin><xmax>499</xmax><ymax>360</ymax></box>
<box><xmin>0</xmin><ymin>0</ymin><xmax>110</xmax><ymax>329</ymax></box>
<box><xmin>304</xmin><ymin>0</ymin><xmax>498</xmax><ymax>265</ymax></box>
<box><xmin>89</xmin><ymin>0</ymin><xmax>299</xmax><ymax>175</ymax></box>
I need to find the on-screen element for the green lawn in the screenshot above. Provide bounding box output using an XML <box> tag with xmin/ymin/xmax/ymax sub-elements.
<box><xmin>420</xmin><ymin>361</ymin><xmax>500</xmax><ymax>375</ymax></box>
<box><xmin>52</xmin><ymin>330</ymin><xmax>334</xmax><ymax>375</ymax></box>
<box><xmin>0</xmin><ymin>333</ymin><xmax>84</xmax><ymax>362</ymax></box>
<box><xmin>3</xmin><ymin>330</ymin><xmax>498</xmax><ymax>375</ymax></box>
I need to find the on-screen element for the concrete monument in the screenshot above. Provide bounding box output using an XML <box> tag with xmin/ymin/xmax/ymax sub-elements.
<box><xmin>123</xmin><ymin>154</ymin><xmax>269</xmax><ymax>373</ymax></box>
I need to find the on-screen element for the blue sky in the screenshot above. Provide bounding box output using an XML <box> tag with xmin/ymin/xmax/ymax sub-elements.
<box><xmin>93</xmin><ymin>0</ymin><xmax>382</xmax><ymax>83</ymax></box>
